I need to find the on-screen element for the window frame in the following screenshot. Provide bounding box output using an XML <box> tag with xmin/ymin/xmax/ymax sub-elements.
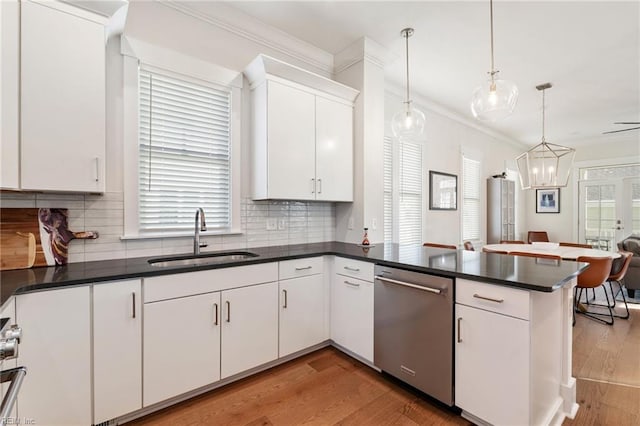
<box><xmin>461</xmin><ymin>155</ymin><xmax>481</xmax><ymax>242</ymax></box>
<box><xmin>121</xmin><ymin>37</ymin><xmax>242</xmax><ymax>239</ymax></box>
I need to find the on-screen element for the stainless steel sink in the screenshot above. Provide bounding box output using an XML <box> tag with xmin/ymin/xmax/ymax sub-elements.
<box><xmin>148</xmin><ymin>251</ymin><xmax>259</xmax><ymax>268</ymax></box>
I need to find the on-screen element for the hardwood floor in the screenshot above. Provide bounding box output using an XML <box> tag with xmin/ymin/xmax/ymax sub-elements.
<box><xmin>128</xmin><ymin>304</ymin><xmax>640</xmax><ymax>426</ymax></box>
<box><xmin>126</xmin><ymin>348</ymin><xmax>470</xmax><ymax>426</ymax></box>
<box><xmin>564</xmin><ymin>302</ymin><xmax>640</xmax><ymax>425</ymax></box>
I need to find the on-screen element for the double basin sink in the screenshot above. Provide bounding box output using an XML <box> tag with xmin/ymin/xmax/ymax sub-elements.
<box><xmin>148</xmin><ymin>251</ymin><xmax>259</xmax><ymax>268</ymax></box>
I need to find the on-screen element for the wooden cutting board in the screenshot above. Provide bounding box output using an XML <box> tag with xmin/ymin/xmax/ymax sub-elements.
<box><xmin>0</xmin><ymin>208</ymin><xmax>98</xmax><ymax>270</ymax></box>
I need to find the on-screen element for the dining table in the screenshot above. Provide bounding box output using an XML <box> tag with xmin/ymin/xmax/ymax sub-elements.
<box><xmin>482</xmin><ymin>243</ymin><xmax>621</xmax><ymax>260</ymax></box>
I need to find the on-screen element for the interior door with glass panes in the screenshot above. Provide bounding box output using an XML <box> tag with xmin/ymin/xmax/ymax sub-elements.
<box><xmin>579</xmin><ymin>177</ymin><xmax>639</xmax><ymax>250</ymax></box>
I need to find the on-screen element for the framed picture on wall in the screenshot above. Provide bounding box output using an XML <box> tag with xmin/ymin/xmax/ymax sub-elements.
<box><xmin>429</xmin><ymin>171</ymin><xmax>457</xmax><ymax>210</ymax></box>
<box><xmin>536</xmin><ymin>188</ymin><xmax>560</xmax><ymax>213</ymax></box>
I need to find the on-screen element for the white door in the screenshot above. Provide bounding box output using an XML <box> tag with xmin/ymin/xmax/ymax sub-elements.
<box><xmin>20</xmin><ymin>1</ymin><xmax>105</xmax><ymax>192</ymax></box>
<box><xmin>221</xmin><ymin>282</ymin><xmax>279</xmax><ymax>379</ymax></box>
<box><xmin>16</xmin><ymin>287</ymin><xmax>92</xmax><ymax>425</ymax></box>
<box><xmin>143</xmin><ymin>292</ymin><xmax>221</xmax><ymax>406</ymax></box>
<box><xmin>279</xmin><ymin>274</ymin><xmax>325</xmax><ymax>357</ymax></box>
<box><xmin>578</xmin><ymin>177</ymin><xmax>639</xmax><ymax>250</ymax></box>
<box><xmin>315</xmin><ymin>96</ymin><xmax>353</xmax><ymax>201</ymax></box>
<box><xmin>267</xmin><ymin>80</ymin><xmax>316</xmax><ymax>200</ymax></box>
<box><xmin>93</xmin><ymin>280</ymin><xmax>142</xmax><ymax>424</ymax></box>
<box><xmin>455</xmin><ymin>304</ymin><xmax>530</xmax><ymax>426</ymax></box>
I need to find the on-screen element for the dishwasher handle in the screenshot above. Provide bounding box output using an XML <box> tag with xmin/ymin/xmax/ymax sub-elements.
<box><xmin>375</xmin><ymin>275</ymin><xmax>442</xmax><ymax>295</ymax></box>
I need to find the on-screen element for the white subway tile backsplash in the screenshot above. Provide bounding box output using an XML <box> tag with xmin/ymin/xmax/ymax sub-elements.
<box><xmin>1</xmin><ymin>193</ymin><xmax>336</xmax><ymax>263</ymax></box>
<box><xmin>0</xmin><ymin>199</ymin><xmax>36</xmax><ymax>208</ymax></box>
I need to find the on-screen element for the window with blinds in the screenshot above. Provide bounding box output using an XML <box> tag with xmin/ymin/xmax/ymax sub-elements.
<box><xmin>139</xmin><ymin>68</ymin><xmax>232</xmax><ymax>233</ymax></box>
<box><xmin>399</xmin><ymin>141</ymin><xmax>423</xmax><ymax>245</ymax></box>
<box><xmin>383</xmin><ymin>137</ymin><xmax>393</xmax><ymax>244</ymax></box>
<box><xmin>462</xmin><ymin>156</ymin><xmax>481</xmax><ymax>240</ymax></box>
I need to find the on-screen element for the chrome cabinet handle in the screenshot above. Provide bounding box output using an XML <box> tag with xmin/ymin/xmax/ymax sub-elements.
<box><xmin>132</xmin><ymin>292</ymin><xmax>136</xmax><ymax>318</ymax></box>
<box><xmin>311</xmin><ymin>178</ymin><xmax>315</xmax><ymax>194</ymax></box>
<box><xmin>457</xmin><ymin>317</ymin><xmax>462</xmax><ymax>343</ymax></box>
<box><xmin>283</xmin><ymin>289</ymin><xmax>288</xmax><ymax>308</ymax></box>
<box><xmin>343</xmin><ymin>266</ymin><xmax>360</xmax><ymax>272</ymax></box>
<box><xmin>317</xmin><ymin>178</ymin><xmax>322</xmax><ymax>194</ymax></box>
<box><xmin>375</xmin><ymin>276</ymin><xmax>442</xmax><ymax>295</ymax></box>
<box><xmin>295</xmin><ymin>266</ymin><xmax>312</xmax><ymax>271</ymax></box>
<box><xmin>473</xmin><ymin>294</ymin><xmax>504</xmax><ymax>303</ymax></box>
<box><xmin>344</xmin><ymin>280</ymin><xmax>360</xmax><ymax>287</ymax></box>
<box><xmin>94</xmin><ymin>157</ymin><xmax>100</xmax><ymax>182</ymax></box>
<box><xmin>213</xmin><ymin>303</ymin><xmax>219</xmax><ymax>326</ymax></box>
<box><xmin>226</xmin><ymin>301</ymin><xmax>231</xmax><ymax>322</ymax></box>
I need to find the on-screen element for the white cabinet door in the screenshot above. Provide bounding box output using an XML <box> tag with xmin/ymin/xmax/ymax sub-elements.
<box><xmin>93</xmin><ymin>280</ymin><xmax>142</xmax><ymax>423</ymax></box>
<box><xmin>331</xmin><ymin>274</ymin><xmax>374</xmax><ymax>362</ymax></box>
<box><xmin>20</xmin><ymin>1</ymin><xmax>105</xmax><ymax>192</ymax></box>
<box><xmin>279</xmin><ymin>274</ymin><xmax>325</xmax><ymax>357</ymax></box>
<box><xmin>144</xmin><ymin>292</ymin><xmax>221</xmax><ymax>407</ymax></box>
<box><xmin>315</xmin><ymin>96</ymin><xmax>353</xmax><ymax>202</ymax></box>
<box><xmin>16</xmin><ymin>287</ymin><xmax>91</xmax><ymax>425</ymax></box>
<box><xmin>267</xmin><ymin>80</ymin><xmax>316</xmax><ymax>200</ymax></box>
<box><xmin>221</xmin><ymin>281</ymin><xmax>279</xmax><ymax>378</ymax></box>
<box><xmin>0</xmin><ymin>0</ymin><xmax>19</xmax><ymax>189</ymax></box>
<box><xmin>455</xmin><ymin>303</ymin><xmax>530</xmax><ymax>425</ymax></box>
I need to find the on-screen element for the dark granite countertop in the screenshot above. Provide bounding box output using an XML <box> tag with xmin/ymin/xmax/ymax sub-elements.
<box><xmin>0</xmin><ymin>242</ymin><xmax>587</xmax><ymax>306</ymax></box>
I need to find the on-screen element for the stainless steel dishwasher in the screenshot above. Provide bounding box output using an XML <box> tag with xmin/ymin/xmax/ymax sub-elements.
<box><xmin>374</xmin><ymin>265</ymin><xmax>453</xmax><ymax>406</ymax></box>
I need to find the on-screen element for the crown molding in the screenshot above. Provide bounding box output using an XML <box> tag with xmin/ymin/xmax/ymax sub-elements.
<box><xmin>386</xmin><ymin>82</ymin><xmax>527</xmax><ymax>150</ymax></box>
<box><xmin>158</xmin><ymin>0</ymin><xmax>335</xmax><ymax>77</ymax></box>
<box><xmin>334</xmin><ymin>37</ymin><xmax>396</xmax><ymax>74</ymax></box>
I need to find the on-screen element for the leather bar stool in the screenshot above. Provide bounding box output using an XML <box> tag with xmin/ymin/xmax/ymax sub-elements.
<box><xmin>574</xmin><ymin>256</ymin><xmax>614</xmax><ymax>325</ymax></box>
<box><xmin>423</xmin><ymin>243</ymin><xmax>457</xmax><ymax>249</ymax></box>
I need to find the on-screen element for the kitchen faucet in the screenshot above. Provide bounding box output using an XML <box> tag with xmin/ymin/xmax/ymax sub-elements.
<box><xmin>194</xmin><ymin>208</ymin><xmax>207</xmax><ymax>255</ymax></box>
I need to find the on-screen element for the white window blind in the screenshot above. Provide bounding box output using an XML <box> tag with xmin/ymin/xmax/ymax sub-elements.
<box><xmin>139</xmin><ymin>68</ymin><xmax>232</xmax><ymax>233</ymax></box>
<box><xmin>462</xmin><ymin>156</ymin><xmax>481</xmax><ymax>240</ymax></box>
<box><xmin>399</xmin><ymin>141</ymin><xmax>422</xmax><ymax>245</ymax></box>
<box><xmin>383</xmin><ymin>137</ymin><xmax>393</xmax><ymax>244</ymax></box>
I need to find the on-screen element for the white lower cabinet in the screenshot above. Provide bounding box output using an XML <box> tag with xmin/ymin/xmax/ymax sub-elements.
<box><xmin>221</xmin><ymin>282</ymin><xmax>279</xmax><ymax>378</ymax></box>
<box><xmin>93</xmin><ymin>279</ymin><xmax>142</xmax><ymax>423</ymax></box>
<box><xmin>331</xmin><ymin>259</ymin><xmax>374</xmax><ymax>362</ymax></box>
<box><xmin>143</xmin><ymin>291</ymin><xmax>221</xmax><ymax>407</ymax></box>
<box><xmin>16</xmin><ymin>287</ymin><xmax>91</xmax><ymax>425</ymax></box>
<box><xmin>279</xmin><ymin>274</ymin><xmax>325</xmax><ymax>357</ymax></box>
<box><xmin>455</xmin><ymin>303</ymin><xmax>530</xmax><ymax>425</ymax></box>
<box><xmin>455</xmin><ymin>278</ymin><xmax>564</xmax><ymax>426</ymax></box>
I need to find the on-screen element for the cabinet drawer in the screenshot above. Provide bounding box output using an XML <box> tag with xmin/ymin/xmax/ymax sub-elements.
<box><xmin>334</xmin><ymin>257</ymin><xmax>374</xmax><ymax>282</ymax></box>
<box><xmin>456</xmin><ymin>279</ymin><xmax>530</xmax><ymax>320</ymax></box>
<box><xmin>279</xmin><ymin>257</ymin><xmax>323</xmax><ymax>280</ymax></box>
<box><xmin>144</xmin><ymin>263</ymin><xmax>278</xmax><ymax>303</ymax></box>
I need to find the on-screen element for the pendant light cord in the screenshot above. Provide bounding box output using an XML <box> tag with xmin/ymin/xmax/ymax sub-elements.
<box><xmin>541</xmin><ymin>89</ymin><xmax>546</xmax><ymax>142</ymax></box>
<box><xmin>489</xmin><ymin>0</ymin><xmax>495</xmax><ymax>75</ymax></box>
<box><xmin>404</xmin><ymin>30</ymin><xmax>411</xmax><ymax>104</ymax></box>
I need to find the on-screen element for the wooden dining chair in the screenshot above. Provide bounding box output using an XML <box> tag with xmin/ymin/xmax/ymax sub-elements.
<box><xmin>527</xmin><ymin>231</ymin><xmax>550</xmax><ymax>244</ymax></box>
<box><xmin>463</xmin><ymin>241</ymin><xmax>475</xmax><ymax>251</ymax></box>
<box><xmin>574</xmin><ymin>256</ymin><xmax>614</xmax><ymax>325</ymax></box>
<box><xmin>510</xmin><ymin>251</ymin><xmax>562</xmax><ymax>260</ymax></box>
<box><xmin>500</xmin><ymin>240</ymin><xmax>525</xmax><ymax>244</ymax></box>
<box><xmin>559</xmin><ymin>242</ymin><xmax>593</xmax><ymax>248</ymax></box>
<box><xmin>423</xmin><ymin>242</ymin><xmax>457</xmax><ymax>249</ymax></box>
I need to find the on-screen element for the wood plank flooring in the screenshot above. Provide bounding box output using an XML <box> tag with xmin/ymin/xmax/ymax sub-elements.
<box><xmin>126</xmin><ymin>348</ymin><xmax>469</xmax><ymax>426</ymax></box>
<box><xmin>564</xmin><ymin>302</ymin><xmax>640</xmax><ymax>426</ymax></box>
<box><xmin>127</xmin><ymin>303</ymin><xmax>640</xmax><ymax>426</ymax></box>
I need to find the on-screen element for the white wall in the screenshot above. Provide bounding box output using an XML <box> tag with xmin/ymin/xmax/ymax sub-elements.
<box><xmin>385</xmin><ymin>91</ymin><xmax>527</xmax><ymax>245</ymax></box>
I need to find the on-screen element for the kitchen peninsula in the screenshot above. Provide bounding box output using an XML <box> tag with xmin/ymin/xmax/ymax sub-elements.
<box><xmin>0</xmin><ymin>242</ymin><xmax>586</xmax><ymax>426</ymax></box>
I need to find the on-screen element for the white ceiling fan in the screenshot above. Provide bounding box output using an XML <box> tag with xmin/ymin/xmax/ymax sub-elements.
<box><xmin>602</xmin><ymin>122</ymin><xmax>640</xmax><ymax>135</ymax></box>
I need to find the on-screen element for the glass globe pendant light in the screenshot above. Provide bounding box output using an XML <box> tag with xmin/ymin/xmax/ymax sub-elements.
<box><xmin>391</xmin><ymin>28</ymin><xmax>425</xmax><ymax>141</ymax></box>
<box><xmin>470</xmin><ymin>0</ymin><xmax>518</xmax><ymax>121</ymax></box>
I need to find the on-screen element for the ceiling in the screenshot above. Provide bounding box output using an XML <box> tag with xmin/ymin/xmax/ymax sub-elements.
<box><xmin>218</xmin><ymin>0</ymin><xmax>639</xmax><ymax>148</ymax></box>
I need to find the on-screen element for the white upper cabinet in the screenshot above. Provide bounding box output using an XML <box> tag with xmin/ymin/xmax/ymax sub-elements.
<box><xmin>2</xmin><ymin>0</ymin><xmax>106</xmax><ymax>192</ymax></box>
<box><xmin>245</xmin><ymin>55</ymin><xmax>358</xmax><ymax>202</ymax></box>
